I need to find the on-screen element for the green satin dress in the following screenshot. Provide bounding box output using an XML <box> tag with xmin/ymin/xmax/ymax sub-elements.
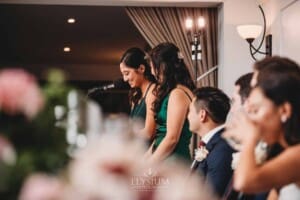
<box><xmin>130</xmin><ymin>84</ymin><xmax>153</xmax><ymax>121</ymax></box>
<box><xmin>130</xmin><ymin>84</ymin><xmax>153</xmax><ymax>146</ymax></box>
<box><xmin>152</xmin><ymin>94</ymin><xmax>192</xmax><ymax>161</ymax></box>
<box><xmin>130</xmin><ymin>98</ymin><xmax>146</xmax><ymax>120</ymax></box>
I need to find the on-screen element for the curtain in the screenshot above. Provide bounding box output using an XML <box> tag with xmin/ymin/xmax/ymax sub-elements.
<box><xmin>126</xmin><ymin>7</ymin><xmax>218</xmax><ymax>87</ymax></box>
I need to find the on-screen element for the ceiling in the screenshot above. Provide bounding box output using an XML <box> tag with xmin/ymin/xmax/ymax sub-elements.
<box><xmin>0</xmin><ymin>1</ymin><xmax>220</xmax><ymax>81</ymax></box>
<box><xmin>0</xmin><ymin>4</ymin><xmax>148</xmax><ymax>80</ymax></box>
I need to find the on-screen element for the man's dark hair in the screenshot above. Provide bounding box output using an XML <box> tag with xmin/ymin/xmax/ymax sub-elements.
<box><xmin>234</xmin><ymin>72</ymin><xmax>253</xmax><ymax>104</ymax></box>
<box><xmin>193</xmin><ymin>87</ymin><xmax>230</xmax><ymax>124</ymax></box>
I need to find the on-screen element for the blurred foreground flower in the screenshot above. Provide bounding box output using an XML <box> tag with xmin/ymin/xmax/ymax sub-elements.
<box><xmin>0</xmin><ymin>135</ymin><xmax>16</xmax><ymax>166</ymax></box>
<box><xmin>19</xmin><ymin>173</ymin><xmax>65</xmax><ymax>200</ymax></box>
<box><xmin>66</xmin><ymin>116</ymin><xmax>217</xmax><ymax>200</ymax></box>
<box><xmin>0</xmin><ymin>68</ymin><xmax>44</xmax><ymax>119</ymax></box>
<box><xmin>0</xmin><ymin>68</ymin><xmax>71</xmax><ymax>199</ymax></box>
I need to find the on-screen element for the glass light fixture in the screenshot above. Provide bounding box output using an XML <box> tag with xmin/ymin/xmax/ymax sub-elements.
<box><xmin>237</xmin><ymin>5</ymin><xmax>272</xmax><ymax>60</ymax></box>
<box><xmin>237</xmin><ymin>25</ymin><xmax>262</xmax><ymax>42</ymax></box>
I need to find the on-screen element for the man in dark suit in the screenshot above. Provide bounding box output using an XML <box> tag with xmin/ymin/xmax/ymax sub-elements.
<box><xmin>187</xmin><ymin>87</ymin><xmax>234</xmax><ymax>197</ymax></box>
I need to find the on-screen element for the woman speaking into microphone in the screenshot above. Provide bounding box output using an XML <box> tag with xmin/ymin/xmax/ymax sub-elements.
<box><xmin>119</xmin><ymin>47</ymin><xmax>157</xmax><ymax>144</ymax></box>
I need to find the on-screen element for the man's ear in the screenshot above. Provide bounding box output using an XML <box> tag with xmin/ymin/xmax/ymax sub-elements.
<box><xmin>138</xmin><ymin>64</ymin><xmax>145</xmax><ymax>74</ymax></box>
<box><xmin>199</xmin><ymin>109</ymin><xmax>207</xmax><ymax>122</ymax></box>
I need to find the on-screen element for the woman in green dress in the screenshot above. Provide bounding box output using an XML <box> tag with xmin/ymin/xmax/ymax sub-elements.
<box><xmin>120</xmin><ymin>47</ymin><xmax>156</xmax><ymax>142</ymax></box>
<box><xmin>146</xmin><ymin>42</ymin><xmax>195</xmax><ymax>163</ymax></box>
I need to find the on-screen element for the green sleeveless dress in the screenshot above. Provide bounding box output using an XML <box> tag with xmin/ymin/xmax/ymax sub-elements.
<box><xmin>130</xmin><ymin>84</ymin><xmax>153</xmax><ymax>146</ymax></box>
<box><xmin>130</xmin><ymin>84</ymin><xmax>153</xmax><ymax>121</ymax></box>
<box><xmin>152</xmin><ymin>94</ymin><xmax>192</xmax><ymax>161</ymax></box>
<box><xmin>130</xmin><ymin>98</ymin><xmax>146</xmax><ymax>120</ymax></box>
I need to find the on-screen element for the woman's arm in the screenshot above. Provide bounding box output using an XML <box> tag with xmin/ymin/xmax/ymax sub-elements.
<box><xmin>148</xmin><ymin>88</ymin><xmax>190</xmax><ymax>163</ymax></box>
<box><xmin>235</xmin><ymin>144</ymin><xmax>300</xmax><ymax>193</ymax></box>
<box><xmin>144</xmin><ymin>142</ymin><xmax>154</xmax><ymax>160</ymax></box>
<box><xmin>228</xmin><ymin>112</ymin><xmax>300</xmax><ymax>193</ymax></box>
<box><xmin>140</xmin><ymin>84</ymin><xmax>156</xmax><ymax>140</ymax></box>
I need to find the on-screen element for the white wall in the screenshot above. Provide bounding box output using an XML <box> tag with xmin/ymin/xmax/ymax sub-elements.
<box><xmin>219</xmin><ymin>0</ymin><xmax>300</xmax><ymax>95</ymax></box>
<box><xmin>218</xmin><ymin>0</ymin><xmax>265</xmax><ymax>95</ymax></box>
<box><xmin>263</xmin><ymin>0</ymin><xmax>300</xmax><ymax>60</ymax></box>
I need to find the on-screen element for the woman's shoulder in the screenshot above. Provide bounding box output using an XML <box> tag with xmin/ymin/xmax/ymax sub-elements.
<box><xmin>144</xmin><ymin>83</ymin><xmax>156</xmax><ymax>103</ymax></box>
<box><xmin>283</xmin><ymin>145</ymin><xmax>300</xmax><ymax>158</ymax></box>
<box><xmin>148</xmin><ymin>82</ymin><xmax>156</xmax><ymax>91</ymax></box>
<box><xmin>169</xmin><ymin>85</ymin><xmax>193</xmax><ymax>101</ymax></box>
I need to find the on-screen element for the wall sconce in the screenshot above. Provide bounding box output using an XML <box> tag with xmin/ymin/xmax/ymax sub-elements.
<box><xmin>237</xmin><ymin>5</ymin><xmax>272</xmax><ymax>60</ymax></box>
<box><xmin>185</xmin><ymin>17</ymin><xmax>205</xmax><ymax>84</ymax></box>
<box><xmin>185</xmin><ymin>17</ymin><xmax>205</xmax><ymax>61</ymax></box>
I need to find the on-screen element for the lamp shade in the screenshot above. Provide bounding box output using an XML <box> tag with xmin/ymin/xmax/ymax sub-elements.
<box><xmin>237</xmin><ymin>25</ymin><xmax>262</xmax><ymax>39</ymax></box>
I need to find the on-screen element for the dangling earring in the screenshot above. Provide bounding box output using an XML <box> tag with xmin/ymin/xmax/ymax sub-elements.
<box><xmin>281</xmin><ymin>115</ymin><xmax>287</xmax><ymax>123</ymax></box>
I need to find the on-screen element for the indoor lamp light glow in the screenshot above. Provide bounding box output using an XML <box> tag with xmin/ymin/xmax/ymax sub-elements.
<box><xmin>197</xmin><ymin>17</ymin><xmax>205</xmax><ymax>29</ymax></box>
<box><xmin>68</xmin><ymin>18</ymin><xmax>76</xmax><ymax>23</ymax></box>
<box><xmin>64</xmin><ymin>47</ymin><xmax>71</xmax><ymax>52</ymax></box>
<box><xmin>185</xmin><ymin>18</ymin><xmax>193</xmax><ymax>30</ymax></box>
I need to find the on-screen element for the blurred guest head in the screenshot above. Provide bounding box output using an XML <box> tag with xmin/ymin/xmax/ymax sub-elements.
<box><xmin>247</xmin><ymin>56</ymin><xmax>300</xmax><ymax>146</ymax></box>
<box><xmin>148</xmin><ymin>42</ymin><xmax>195</xmax><ymax>112</ymax></box>
<box><xmin>231</xmin><ymin>73</ymin><xmax>253</xmax><ymax>113</ymax></box>
<box><xmin>188</xmin><ymin>87</ymin><xmax>230</xmax><ymax>136</ymax></box>
<box><xmin>251</xmin><ymin>56</ymin><xmax>300</xmax><ymax>87</ymax></box>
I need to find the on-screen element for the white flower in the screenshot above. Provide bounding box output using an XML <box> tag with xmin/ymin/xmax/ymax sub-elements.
<box><xmin>194</xmin><ymin>146</ymin><xmax>209</xmax><ymax>162</ymax></box>
<box><xmin>255</xmin><ymin>141</ymin><xmax>268</xmax><ymax>165</ymax></box>
<box><xmin>231</xmin><ymin>152</ymin><xmax>240</xmax><ymax>170</ymax></box>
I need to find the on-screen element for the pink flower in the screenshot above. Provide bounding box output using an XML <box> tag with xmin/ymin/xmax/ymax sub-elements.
<box><xmin>0</xmin><ymin>69</ymin><xmax>44</xmax><ymax>119</ymax></box>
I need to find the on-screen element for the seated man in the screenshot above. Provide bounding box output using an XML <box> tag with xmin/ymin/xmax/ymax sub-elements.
<box><xmin>188</xmin><ymin>87</ymin><xmax>234</xmax><ymax>197</ymax></box>
<box><xmin>223</xmin><ymin>72</ymin><xmax>257</xmax><ymax>200</ymax></box>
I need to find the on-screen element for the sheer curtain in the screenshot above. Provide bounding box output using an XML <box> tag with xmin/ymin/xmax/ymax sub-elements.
<box><xmin>126</xmin><ymin>7</ymin><xmax>218</xmax><ymax>87</ymax></box>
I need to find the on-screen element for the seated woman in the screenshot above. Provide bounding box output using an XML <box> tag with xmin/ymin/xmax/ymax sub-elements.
<box><xmin>119</xmin><ymin>47</ymin><xmax>156</xmax><ymax>142</ymax></box>
<box><xmin>146</xmin><ymin>42</ymin><xmax>195</xmax><ymax>163</ymax></box>
<box><xmin>224</xmin><ymin>56</ymin><xmax>300</xmax><ymax>197</ymax></box>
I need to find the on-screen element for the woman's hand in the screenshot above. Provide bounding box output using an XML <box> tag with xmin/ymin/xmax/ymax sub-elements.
<box><xmin>223</xmin><ymin>109</ymin><xmax>261</xmax><ymax>150</ymax></box>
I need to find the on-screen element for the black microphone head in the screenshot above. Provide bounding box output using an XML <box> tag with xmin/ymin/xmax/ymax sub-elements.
<box><xmin>113</xmin><ymin>78</ymin><xmax>130</xmax><ymax>89</ymax></box>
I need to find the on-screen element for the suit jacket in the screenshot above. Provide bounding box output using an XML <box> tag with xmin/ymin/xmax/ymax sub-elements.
<box><xmin>195</xmin><ymin>128</ymin><xmax>235</xmax><ymax>197</ymax></box>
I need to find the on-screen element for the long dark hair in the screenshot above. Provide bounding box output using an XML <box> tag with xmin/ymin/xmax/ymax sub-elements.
<box><xmin>149</xmin><ymin>42</ymin><xmax>195</xmax><ymax>113</ymax></box>
<box><xmin>255</xmin><ymin>56</ymin><xmax>300</xmax><ymax>145</ymax></box>
<box><xmin>120</xmin><ymin>47</ymin><xmax>156</xmax><ymax>105</ymax></box>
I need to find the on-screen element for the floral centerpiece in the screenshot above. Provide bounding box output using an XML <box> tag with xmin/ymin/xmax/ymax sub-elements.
<box><xmin>0</xmin><ymin>68</ymin><xmax>71</xmax><ymax>199</ymax></box>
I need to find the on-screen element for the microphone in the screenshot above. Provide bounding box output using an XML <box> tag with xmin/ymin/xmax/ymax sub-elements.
<box><xmin>87</xmin><ymin>78</ymin><xmax>129</xmax><ymax>96</ymax></box>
